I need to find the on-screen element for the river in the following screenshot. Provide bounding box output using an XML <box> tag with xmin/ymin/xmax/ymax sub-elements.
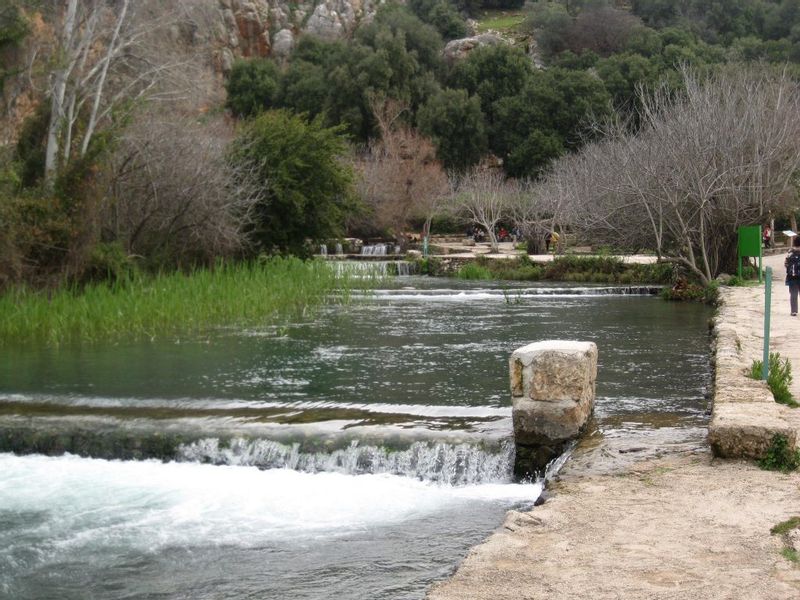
<box><xmin>0</xmin><ymin>276</ymin><xmax>711</xmax><ymax>599</ymax></box>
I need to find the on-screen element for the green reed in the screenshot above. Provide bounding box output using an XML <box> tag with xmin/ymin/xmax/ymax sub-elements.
<box><xmin>0</xmin><ymin>258</ymin><xmax>367</xmax><ymax>346</ymax></box>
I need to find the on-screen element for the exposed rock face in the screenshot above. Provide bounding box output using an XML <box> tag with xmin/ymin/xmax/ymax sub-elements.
<box><xmin>215</xmin><ymin>0</ymin><xmax>379</xmax><ymax>71</ymax></box>
<box><xmin>443</xmin><ymin>32</ymin><xmax>507</xmax><ymax>63</ymax></box>
<box><xmin>272</xmin><ymin>28</ymin><xmax>295</xmax><ymax>58</ymax></box>
<box><xmin>510</xmin><ymin>341</ymin><xmax>598</xmax><ymax>473</ymax></box>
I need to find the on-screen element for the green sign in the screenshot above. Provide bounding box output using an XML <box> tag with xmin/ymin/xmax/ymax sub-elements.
<box><xmin>737</xmin><ymin>225</ymin><xmax>763</xmax><ymax>282</ymax></box>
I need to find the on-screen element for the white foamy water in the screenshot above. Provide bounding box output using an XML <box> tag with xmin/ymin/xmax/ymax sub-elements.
<box><xmin>0</xmin><ymin>453</ymin><xmax>540</xmax><ymax>599</ymax></box>
<box><xmin>362</xmin><ymin>286</ymin><xmax>660</xmax><ymax>302</ymax></box>
<box><xmin>0</xmin><ymin>453</ymin><xmax>539</xmax><ymax>552</ymax></box>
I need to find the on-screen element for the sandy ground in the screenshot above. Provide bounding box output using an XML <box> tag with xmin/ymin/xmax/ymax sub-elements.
<box><xmin>429</xmin><ymin>256</ymin><xmax>800</xmax><ymax>600</ymax></box>
<box><xmin>429</xmin><ymin>451</ymin><xmax>800</xmax><ymax>600</ymax></box>
<box><xmin>765</xmin><ymin>253</ymin><xmax>800</xmax><ymax>409</ymax></box>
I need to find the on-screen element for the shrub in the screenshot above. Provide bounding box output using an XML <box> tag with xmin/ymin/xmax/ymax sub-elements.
<box><xmin>662</xmin><ymin>280</ymin><xmax>719</xmax><ymax>304</ymax></box>
<box><xmin>225</xmin><ymin>59</ymin><xmax>282</xmax><ymax>118</ymax></box>
<box><xmin>230</xmin><ymin>110</ymin><xmax>356</xmax><ymax>256</ymax></box>
<box><xmin>749</xmin><ymin>352</ymin><xmax>797</xmax><ymax>408</ymax></box>
<box><xmin>457</xmin><ymin>262</ymin><xmax>492</xmax><ymax>279</ymax></box>
<box><xmin>759</xmin><ymin>434</ymin><xmax>800</xmax><ymax>473</ymax></box>
<box><xmin>416</xmin><ymin>256</ymin><xmax>443</xmax><ymax>276</ymax></box>
<box><xmin>83</xmin><ymin>242</ymin><xmax>135</xmax><ymax>283</ymax></box>
<box><xmin>771</xmin><ymin>517</ymin><xmax>800</xmax><ymax>563</ymax></box>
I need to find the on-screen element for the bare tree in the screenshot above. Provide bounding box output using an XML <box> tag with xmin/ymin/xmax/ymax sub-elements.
<box><xmin>102</xmin><ymin>113</ymin><xmax>262</xmax><ymax>265</ymax></box>
<box><xmin>547</xmin><ymin>66</ymin><xmax>800</xmax><ymax>283</ymax></box>
<box><xmin>568</xmin><ymin>7</ymin><xmax>644</xmax><ymax>57</ymax></box>
<box><xmin>448</xmin><ymin>167</ymin><xmax>518</xmax><ymax>253</ymax></box>
<box><xmin>356</xmin><ymin>98</ymin><xmax>449</xmax><ymax>244</ymax></box>
<box><xmin>44</xmin><ymin>0</ymin><xmax>194</xmax><ymax>185</ymax></box>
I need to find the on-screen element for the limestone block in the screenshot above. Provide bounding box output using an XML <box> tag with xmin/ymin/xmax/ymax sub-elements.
<box><xmin>510</xmin><ymin>341</ymin><xmax>597</xmax><ymax>447</ymax></box>
<box><xmin>510</xmin><ymin>340</ymin><xmax>597</xmax><ymax>404</ymax></box>
<box><xmin>708</xmin><ymin>403</ymin><xmax>797</xmax><ymax>459</ymax></box>
<box><xmin>512</xmin><ymin>397</ymin><xmax>594</xmax><ymax>446</ymax></box>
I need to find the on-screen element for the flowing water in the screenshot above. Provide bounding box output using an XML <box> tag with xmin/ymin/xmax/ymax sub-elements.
<box><xmin>0</xmin><ymin>276</ymin><xmax>712</xmax><ymax>599</ymax></box>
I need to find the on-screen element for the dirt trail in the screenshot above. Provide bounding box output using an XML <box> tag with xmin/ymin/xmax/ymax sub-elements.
<box><xmin>429</xmin><ymin>451</ymin><xmax>800</xmax><ymax>599</ymax></box>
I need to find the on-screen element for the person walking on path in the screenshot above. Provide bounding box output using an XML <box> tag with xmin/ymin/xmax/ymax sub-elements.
<box><xmin>785</xmin><ymin>236</ymin><xmax>800</xmax><ymax>316</ymax></box>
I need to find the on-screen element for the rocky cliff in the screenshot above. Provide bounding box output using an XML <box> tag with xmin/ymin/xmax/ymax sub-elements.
<box><xmin>0</xmin><ymin>0</ymin><xmax>385</xmax><ymax>142</ymax></box>
<box><xmin>215</xmin><ymin>0</ymin><xmax>382</xmax><ymax>69</ymax></box>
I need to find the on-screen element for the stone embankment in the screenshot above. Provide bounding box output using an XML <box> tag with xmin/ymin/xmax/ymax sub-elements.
<box><xmin>709</xmin><ymin>253</ymin><xmax>800</xmax><ymax>457</ymax></box>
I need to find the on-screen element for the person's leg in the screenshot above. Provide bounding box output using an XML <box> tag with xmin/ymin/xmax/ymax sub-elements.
<box><xmin>791</xmin><ymin>283</ymin><xmax>799</xmax><ymax>315</ymax></box>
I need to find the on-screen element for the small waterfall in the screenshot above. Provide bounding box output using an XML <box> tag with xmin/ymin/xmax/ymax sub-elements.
<box><xmin>320</xmin><ymin>244</ymin><xmax>328</xmax><ymax>256</ymax></box>
<box><xmin>332</xmin><ymin>261</ymin><xmax>389</xmax><ymax>277</ymax></box>
<box><xmin>394</xmin><ymin>244</ymin><xmax>401</xmax><ymax>255</ymax></box>
<box><xmin>395</xmin><ymin>261</ymin><xmax>417</xmax><ymax>276</ymax></box>
<box><xmin>335</xmin><ymin>243</ymin><xmax>343</xmax><ymax>255</ymax></box>
<box><xmin>178</xmin><ymin>438</ymin><xmax>516</xmax><ymax>486</ymax></box>
<box><xmin>361</xmin><ymin>244</ymin><xmax>388</xmax><ymax>256</ymax></box>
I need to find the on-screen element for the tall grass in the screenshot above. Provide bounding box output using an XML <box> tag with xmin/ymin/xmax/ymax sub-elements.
<box><xmin>0</xmin><ymin>258</ymin><xmax>364</xmax><ymax>346</ymax></box>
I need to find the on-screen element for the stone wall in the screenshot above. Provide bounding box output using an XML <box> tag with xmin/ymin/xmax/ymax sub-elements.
<box><xmin>708</xmin><ymin>287</ymin><xmax>797</xmax><ymax>459</ymax></box>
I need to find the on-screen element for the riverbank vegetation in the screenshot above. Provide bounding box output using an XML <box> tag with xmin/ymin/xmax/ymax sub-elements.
<box><xmin>0</xmin><ymin>258</ymin><xmax>362</xmax><ymax>346</ymax></box>
<box><xmin>1</xmin><ymin>1</ymin><xmax>800</xmax><ymax>306</ymax></box>
<box><xmin>759</xmin><ymin>434</ymin><xmax>800</xmax><ymax>472</ymax></box>
<box><xmin>749</xmin><ymin>352</ymin><xmax>798</xmax><ymax>408</ymax></box>
<box><xmin>771</xmin><ymin>516</ymin><xmax>800</xmax><ymax>563</ymax></box>
<box><xmin>454</xmin><ymin>255</ymin><xmax>675</xmax><ymax>284</ymax></box>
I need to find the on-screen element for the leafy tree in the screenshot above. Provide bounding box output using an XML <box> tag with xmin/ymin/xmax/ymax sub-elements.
<box><xmin>225</xmin><ymin>59</ymin><xmax>282</xmax><ymax>118</ymax></box>
<box><xmin>491</xmin><ymin>68</ymin><xmax>611</xmax><ymax>177</ymax></box>
<box><xmin>230</xmin><ymin>110</ymin><xmax>356</xmax><ymax>255</ymax></box>
<box><xmin>525</xmin><ymin>2</ymin><xmax>573</xmax><ymax>56</ymax></box>
<box><xmin>407</xmin><ymin>0</ymin><xmax>468</xmax><ymax>40</ymax></box>
<box><xmin>763</xmin><ymin>0</ymin><xmax>800</xmax><ymax>40</ymax></box>
<box><xmin>551</xmin><ymin>49</ymin><xmax>600</xmax><ymax>69</ymax></box>
<box><xmin>16</xmin><ymin>103</ymin><xmax>50</xmax><ymax>188</ymax></box>
<box><xmin>452</xmin><ymin>0</ymin><xmax>482</xmax><ymax>16</ymax></box>
<box><xmin>357</xmin><ymin>4</ymin><xmax>444</xmax><ymax>74</ymax></box>
<box><xmin>275</xmin><ymin>8</ymin><xmax>445</xmax><ymax>142</ymax></box>
<box><xmin>417</xmin><ymin>88</ymin><xmax>488</xmax><ymax>171</ymax></box>
<box><xmin>596</xmin><ymin>52</ymin><xmax>659</xmax><ymax>109</ymax></box>
<box><xmin>0</xmin><ymin>1</ymin><xmax>28</xmax><ymax>46</ymax></box>
<box><xmin>482</xmin><ymin>0</ymin><xmax>525</xmax><ymax>9</ymax></box>
<box><xmin>502</xmin><ymin>130</ymin><xmax>564</xmax><ymax>180</ymax></box>
<box><xmin>449</xmin><ymin>44</ymin><xmax>533</xmax><ymax>138</ymax></box>
<box><xmin>630</xmin><ymin>0</ymin><xmax>681</xmax><ymax>28</ymax></box>
<box><xmin>280</xmin><ymin>60</ymin><xmax>328</xmax><ymax>119</ymax></box>
<box><xmin>624</xmin><ymin>25</ymin><xmax>664</xmax><ymax>56</ymax></box>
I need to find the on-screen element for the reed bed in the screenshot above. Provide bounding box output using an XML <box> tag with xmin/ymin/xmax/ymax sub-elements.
<box><xmin>0</xmin><ymin>258</ymin><xmax>365</xmax><ymax>346</ymax></box>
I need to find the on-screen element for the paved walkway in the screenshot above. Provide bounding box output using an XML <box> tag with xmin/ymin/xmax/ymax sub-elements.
<box><xmin>763</xmin><ymin>253</ymin><xmax>800</xmax><ymax>433</ymax></box>
<box><xmin>765</xmin><ymin>253</ymin><xmax>800</xmax><ymax>401</ymax></box>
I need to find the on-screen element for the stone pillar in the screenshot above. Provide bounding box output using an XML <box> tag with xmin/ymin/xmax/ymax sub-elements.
<box><xmin>509</xmin><ymin>340</ymin><xmax>598</xmax><ymax>474</ymax></box>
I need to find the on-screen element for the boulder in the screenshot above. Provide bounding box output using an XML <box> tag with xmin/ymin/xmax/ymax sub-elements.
<box><xmin>443</xmin><ymin>33</ymin><xmax>507</xmax><ymax>63</ymax></box>
<box><xmin>272</xmin><ymin>29</ymin><xmax>295</xmax><ymax>58</ymax></box>
<box><xmin>510</xmin><ymin>341</ymin><xmax>598</xmax><ymax>449</ymax></box>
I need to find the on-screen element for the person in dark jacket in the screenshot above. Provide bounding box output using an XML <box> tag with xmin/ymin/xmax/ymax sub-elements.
<box><xmin>785</xmin><ymin>235</ymin><xmax>800</xmax><ymax>316</ymax></box>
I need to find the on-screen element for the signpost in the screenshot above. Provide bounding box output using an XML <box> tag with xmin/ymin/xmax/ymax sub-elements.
<box><xmin>737</xmin><ymin>225</ymin><xmax>763</xmax><ymax>283</ymax></box>
<box><xmin>763</xmin><ymin>266</ymin><xmax>772</xmax><ymax>381</ymax></box>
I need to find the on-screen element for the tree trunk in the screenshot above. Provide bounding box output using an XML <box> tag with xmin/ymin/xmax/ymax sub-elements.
<box><xmin>45</xmin><ymin>0</ymin><xmax>79</xmax><ymax>186</ymax></box>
